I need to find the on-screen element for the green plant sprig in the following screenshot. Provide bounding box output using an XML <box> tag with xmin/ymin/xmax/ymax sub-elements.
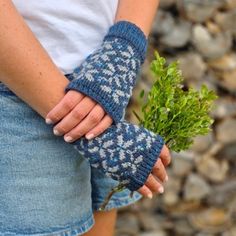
<box><xmin>134</xmin><ymin>52</ymin><xmax>217</xmax><ymax>152</ymax></box>
<box><xmin>100</xmin><ymin>52</ymin><xmax>217</xmax><ymax>210</ymax></box>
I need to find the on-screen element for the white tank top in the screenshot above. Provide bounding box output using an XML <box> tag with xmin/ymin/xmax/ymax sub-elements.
<box><xmin>12</xmin><ymin>0</ymin><xmax>119</xmax><ymax>74</ymax></box>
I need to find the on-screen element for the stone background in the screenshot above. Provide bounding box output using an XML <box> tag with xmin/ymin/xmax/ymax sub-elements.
<box><xmin>115</xmin><ymin>0</ymin><xmax>236</xmax><ymax>235</ymax></box>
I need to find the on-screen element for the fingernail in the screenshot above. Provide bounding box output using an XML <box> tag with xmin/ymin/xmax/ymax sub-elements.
<box><xmin>45</xmin><ymin>118</ymin><xmax>53</xmax><ymax>124</ymax></box>
<box><xmin>53</xmin><ymin>129</ymin><xmax>62</xmax><ymax>136</ymax></box>
<box><xmin>86</xmin><ymin>134</ymin><xmax>94</xmax><ymax>140</ymax></box>
<box><xmin>165</xmin><ymin>175</ymin><xmax>169</xmax><ymax>182</ymax></box>
<box><xmin>64</xmin><ymin>136</ymin><xmax>73</xmax><ymax>143</ymax></box>
<box><xmin>158</xmin><ymin>186</ymin><xmax>164</xmax><ymax>194</ymax></box>
<box><xmin>147</xmin><ymin>193</ymin><xmax>153</xmax><ymax>199</ymax></box>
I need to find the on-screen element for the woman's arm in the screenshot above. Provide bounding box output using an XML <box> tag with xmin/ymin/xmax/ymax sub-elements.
<box><xmin>115</xmin><ymin>0</ymin><xmax>159</xmax><ymax>36</ymax></box>
<box><xmin>0</xmin><ymin>0</ymin><xmax>113</xmax><ymax>140</ymax></box>
<box><xmin>0</xmin><ymin>0</ymin><xmax>69</xmax><ymax>117</ymax></box>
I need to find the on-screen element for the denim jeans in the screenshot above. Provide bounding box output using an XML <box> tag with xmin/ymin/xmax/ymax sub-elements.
<box><xmin>0</xmin><ymin>79</ymin><xmax>141</xmax><ymax>236</ymax></box>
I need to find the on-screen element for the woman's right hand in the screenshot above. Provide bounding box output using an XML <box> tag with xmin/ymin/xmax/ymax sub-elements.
<box><xmin>138</xmin><ymin>145</ymin><xmax>171</xmax><ymax>198</ymax></box>
<box><xmin>45</xmin><ymin>90</ymin><xmax>113</xmax><ymax>142</ymax></box>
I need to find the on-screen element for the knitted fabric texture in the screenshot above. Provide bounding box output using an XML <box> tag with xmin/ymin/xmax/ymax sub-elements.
<box><xmin>66</xmin><ymin>21</ymin><xmax>147</xmax><ymax>123</ymax></box>
<box><xmin>73</xmin><ymin>121</ymin><xmax>164</xmax><ymax>191</ymax></box>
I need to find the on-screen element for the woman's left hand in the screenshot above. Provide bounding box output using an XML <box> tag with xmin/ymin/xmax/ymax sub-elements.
<box><xmin>45</xmin><ymin>90</ymin><xmax>113</xmax><ymax>142</ymax></box>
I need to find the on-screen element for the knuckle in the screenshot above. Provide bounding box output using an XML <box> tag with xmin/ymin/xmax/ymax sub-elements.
<box><xmin>71</xmin><ymin>109</ymin><xmax>84</xmax><ymax>120</ymax></box>
<box><xmin>159</xmin><ymin>172</ymin><xmax>166</xmax><ymax>181</ymax></box>
<box><xmin>154</xmin><ymin>165</ymin><xmax>160</xmax><ymax>172</ymax></box>
<box><xmin>63</xmin><ymin>99</ymin><xmax>75</xmax><ymax>111</ymax></box>
<box><xmin>72</xmin><ymin>131</ymin><xmax>83</xmax><ymax>139</ymax></box>
<box><xmin>89</xmin><ymin>113</ymin><xmax>100</xmax><ymax>123</ymax></box>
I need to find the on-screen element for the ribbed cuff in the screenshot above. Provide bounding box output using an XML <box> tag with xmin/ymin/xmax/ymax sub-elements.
<box><xmin>66</xmin><ymin>77</ymin><xmax>123</xmax><ymax>123</ymax></box>
<box><xmin>126</xmin><ymin>135</ymin><xmax>164</xmax><ymax>191</ymax></box>
<box><xmin>104</xmin><ymin>21</ymin><xmax>147</xmax><ymax>64</ymax></box>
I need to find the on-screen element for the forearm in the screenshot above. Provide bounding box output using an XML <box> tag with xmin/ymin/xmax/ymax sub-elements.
<box><xmin>0</xmin><ymin>0</ymin><xmax>68</xmax><ymax>118</ymax></box>
<box><xmin>115</xmin><ymin>0</ymin><xmax>159</xmax><ymax>36</ymax></box>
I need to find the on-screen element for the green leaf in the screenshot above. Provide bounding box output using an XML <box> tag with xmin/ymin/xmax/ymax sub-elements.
<box><xmin>139</xmin><ymin>89</ymin><xmax>145</xmax><ymax>99</ymax></box>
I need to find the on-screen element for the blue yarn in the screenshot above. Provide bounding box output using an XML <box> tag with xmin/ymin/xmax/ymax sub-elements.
<box><xmin>72</xmin><ymin>121</ymin><xmax>164</xmax><ymax>191</ymax></box>
<box><xmin>65</xmin><ymin>21</ymin><xmax>147</xmax><ymax>123</ymax></box>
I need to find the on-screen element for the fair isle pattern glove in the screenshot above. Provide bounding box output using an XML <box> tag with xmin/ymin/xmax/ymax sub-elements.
<box><xmin>66</xmin><ymin>21</ymin><xmax>147</xmax><ymax>123</ymax></box>
<box><xmin>73</xmin><ymin>121</ymin><xmax>164</xmax><ymax>191</ymax></box>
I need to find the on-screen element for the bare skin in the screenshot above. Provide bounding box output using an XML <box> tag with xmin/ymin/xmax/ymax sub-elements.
<box><xmin>0</xmin><ymin>1</ymin><xmax>170</xmax><ymax>236</ymax></box>
<box><xmin>83</xmin><ymin>210</ymin><xmax>117</xmax><ymax>236</ymax></box>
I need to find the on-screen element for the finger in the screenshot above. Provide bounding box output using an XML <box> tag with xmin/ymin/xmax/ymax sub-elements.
<box><xmin>152</xmin><ymin>158</ymin><xmax>168</xmax><ymax>183</ymax></box>
<box><xmin>85</xmin><ymin>114</ymin><xmax>113</xmax><ymax>139</ymax></box>
<box><xmin>137</xmin><ymin>185</ymin><xmax>153</xmax><ymax>199</ymax></box>
<box><xmin>53</xmin><ymin>96</ymin><xmax>97</xmax><ymax>136</ymax></box>
<box><xmin>159</xmin><ymin>145</ymin><xmax>171</xmax><ymax>166</ymax></box>
<box><xmin>145</xmin><ymin>174</ymin><xmax>164</xmax><ymax>194</ymax></box>
<box><xmin>64</xmin><ymin>104</ymin><xmax>105</xmax><ymax>142</ymax></box>
<box><xmin>46</xmin><ymin>90</ymin><xmax>84</xmax><ymax>124</ymax></box>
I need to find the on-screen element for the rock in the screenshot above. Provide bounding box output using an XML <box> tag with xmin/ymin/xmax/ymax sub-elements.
<box><xmin>192</xmin><ymin>24</ymin><xmax>232</xmax><ymax>59</ymax></box>
<box><xmin>171</xmin><ymin>155</ymin><xmax>194</xmax><ymax>177</ymax></box>
<box><xmin>197</xmin><ymin>234</ymin><xmax>215</xmax><ymax>236</ymax></box>
<box><xmin>216</xmin><ymin>118</ymin><xmax>236</xmax><ymax>143</ymax></box>
<box><xmin>208</xmin><ymin>53</ymin><xmax>236</xmax><ymax>92</ymax></box>
<box><xmin>206</xmin><ymin>21</ymin><xmax>221</xmax><ymax>34</ymax></box>
<box><xmin>115</xmin><ymin>213</ymin><xmax>140</xmax><ymax>235</ymax></box>
<box><xmin>196</xmin><ymin>154</ymin><xmax>229</xmax><ymax>183</ymax></box>
<box><xmin>166</xmin><ymin>201</ymin><xmax>202</xmax><ymax>215</ymax></box>
<box><xmin>159</xmin><ymin>0</ymin><xmax>176</xmax><ymax>9</ymax></box>
<box><xmin>207</xmin><ymin>178</ymin><xmax>236</xmax><ymax>206</ymax></box>
<box><xmin>163</xmin><ymin>175</ymin><xmax>182</xmax><ymax>206</ymax></box>
<box><xmin>137</xmin><ymin>198</ymin><xmax>156</xmax><ymax>212</ymax></box>
<box><xmin>173</xmin><ymin>218</ymin><xmax>195</xmax><ymax>235</ymax></box>
<box><xmin>188</xmin><ymin>208</ymin><xmax>231</xmax><ymax>233</ymax></box>
<box><xmin>191</xmin><ymin>132</ymin><xmax>214</xmax><ymax>153</ymax></box>
<box><xmin>211</xmin><ymin>97</ymin><xmax>236</xmax><ymax>119</ymax></box>
<box><xmin>195</xmin><ymin>233</ymin><xmax>215</xmax><ymax>236</ymax></box>
<box><xmin>115</xmin><ymin>233</ymin><xmax>135</xmax><ymax>236</ymax></box>
<box><xmin>223</xmin><ymin>0</ymin><xmax>236</xmax><ymax>10</ymax></box>
<box><xmin>139</xmin><ymin>230</ymin><xmax>167</xmax><ymax>236</ymax></box>
<box><xmin>208</xmin><ymin>53</ymin><xmax>236</xmax><ymax>71</ymax></box>
<box><xmin>177</xmin><ymin>0</ymin><xmax>223</xmax><ymax>23</ymax></box>
<box><xmin>214</xmin><ymin>10</ymin><xmax>236</xmax><ymax>36</ymax></box>
<box><xmin>152</xmin><ymin>10</ymin><xmax>175</xmax><ymax>36</ymax></box>
<box><xmin>223</xmin><ymin>226</ymin><xmax>236</xmax><ymax>236</ymax></box>
<box><xmin>184</xmin><ymin>173</ymin><xmax>211</xmax><ymax>201</ymax></box>
<box><xmin>178</xmin><ymin>52</ymin><xmax>207</xmax><ymax>81</ymax></box>
<box><xmin>160</xmin><ymin>19</ymin><xmax>191</xmax><ymax>48</ymax></box>
<box><xmin>216</xmin><ymin>142</ymin><xmax>236</xmax><ymax>162</ymax></box>
<box><xmin>202</xmin><ymin>71</ymin><xmax>218</xmax><ymax>92</ymax></box>
<box><xmin>218</xmin><ymin>69</ymin><xmax>236</xmax><ymax>92</ymax></box>
<box><xmin>138</xmin><ymin>213</ymin><xmax>164</xmax><ymax>231</ymax></box>
<box><xmin>206</xmin><ymin>142</ymin><xmax>224</xmax><ymax>156</ymax></box>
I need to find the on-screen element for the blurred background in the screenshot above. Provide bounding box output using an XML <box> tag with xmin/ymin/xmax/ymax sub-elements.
<box><xmin>116</xmin><ymin>0</ymin><xmax>236</xmax><ymax>235</ymax></box>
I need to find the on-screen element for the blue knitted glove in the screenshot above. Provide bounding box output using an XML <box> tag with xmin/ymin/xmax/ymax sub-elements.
<box><xmin>66</xmin><ymin>21</ymin><xmax>147</xmax><ymax>123</ymax></box>
<box><xmin>72</xmin><ymin>121</ymin><xmax>164</xmax><ymax>191</ymax></box>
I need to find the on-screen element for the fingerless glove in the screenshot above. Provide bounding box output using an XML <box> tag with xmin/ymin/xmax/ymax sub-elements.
<box><xmin>66</xmin><ymin>21</ymin><xmax>147</xmax><ymax>123</ymax></box>
<box><xmin>73</xmin><ymin>121</ymin><xmax>164</xmax><ymax>191</ymax></box>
